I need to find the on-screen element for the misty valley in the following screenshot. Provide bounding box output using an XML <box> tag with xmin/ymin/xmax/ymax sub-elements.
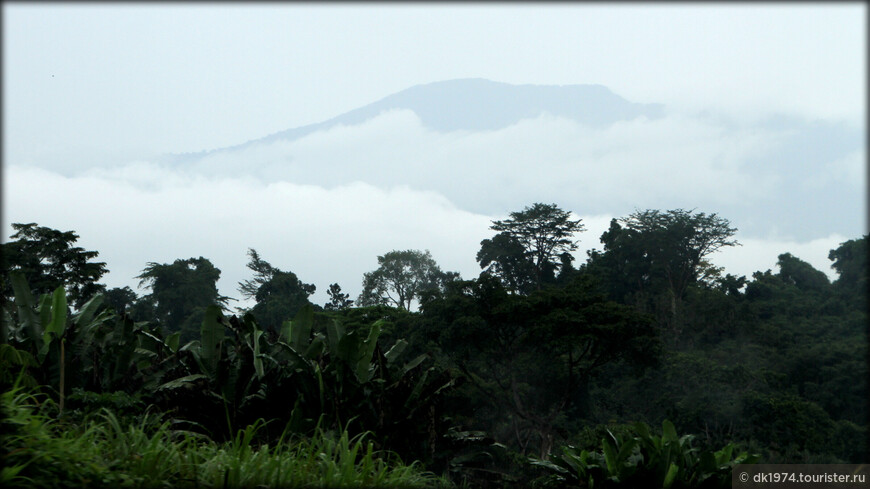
<box><xmin>1</xmin><ymin>204</ymin><xmax>866</xmax><ymax>488</ymax></box>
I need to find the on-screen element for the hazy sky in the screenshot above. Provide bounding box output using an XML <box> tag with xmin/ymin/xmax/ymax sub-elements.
<box><xmin>3</xmin><ymin>3</ymin><xmax>866</xmax><ymax>308</ymax></box>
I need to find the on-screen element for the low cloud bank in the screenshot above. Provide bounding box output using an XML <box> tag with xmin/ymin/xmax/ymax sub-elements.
<box><xmin>5</xmin><ymin>106</ymin><xmax>861</xmax><ymax>305</ymax></box>
<box><xmin>4</xmin><ymin>165</ymin><xmax>492</xmax><ymax>306</ymax></box>
<box><xmin>4</xmin><ymin>164</ymin><xmax>849</xmax><ymax>309</ymax></box>
<box><xmin>175</xmin><ymin>109</ymin><xmax>863</xmax><ymax>241</ymax></box>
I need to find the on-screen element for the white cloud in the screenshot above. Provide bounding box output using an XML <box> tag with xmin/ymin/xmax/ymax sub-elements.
<box><xmin>710</xmin><ymin>233</ymin><xmax>848</xmax><ymax>282</ymax></box>
<box><xmin>807</xmin><ymin>149</ymin><xmax>867</xmax><ymax>190</ymax></box>
<box><xmin>3</xmin><ymin>107</ymin><xmax>859</xmax><ymax>309</ymax></box>
<box><xmin>574</xmin><ymin>215</ymin><xmax>848</xmax><ymax>283</ymax></box>
<box><xmin>183</xmin><ymin>109</ymin><xmax>787</xmax><ymax>218</ymax></box>
<box><xmin>4</xmin><ymin>162</ymin><xmax>847</xmax><ymax>315</ymax></box>
<box><xmin>3</xmin><ymin>164</ymin><xmax>493</xmax><ymax>308</ymax></box>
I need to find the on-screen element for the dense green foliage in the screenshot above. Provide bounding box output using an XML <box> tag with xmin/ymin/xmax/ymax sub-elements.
<box><xmin>136</xmin><ymin>257</ymin><xmax>231</xmax><ymax>342</ymax></box>
<box><xmin>1</xmin><ymin>208</ymin><xmax>866</xmax><ymax>487</ymax></box>
<box><xmin>478</xmin><ymin>203</ymin><xmax>585</xmax><ymax>292</ymax></box>
<box><xmin>238</xmin><ymin>248</ymin><xmax>318</xmax><ymax>331</ymax></box>
<box><xmin>359</xmin><ymin>250</ymin><xmax>459</xmax><ymax>310</ymax></box>
<box><xmin>1</xmin><ymin>223</ymin><xmax>108</xmax><ymax>309</ymax></box>
<box><xmin>1</xmin><ymin>384</ymin><xmax>446</xmax><ymax>488</ymax></box>
<box><xmin>531</xmin><ymin>420</ymin><xmax>759</xmax><ymax>488</ymax></box>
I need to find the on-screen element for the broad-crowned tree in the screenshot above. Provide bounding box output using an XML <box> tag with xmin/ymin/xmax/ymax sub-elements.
<box><xmin>103</xmin><ymin>286</ymin><xmax>138</xmax><ymax>315</ymax></box>
<box><xmin>1</xmin><ymin>223</ymin><xmax>108</xmax><ymax>309</ymax></box>
<box><xmin>776</xmin><ymin>252</ymin><xmax>830</xmax><ymax>293</ymax></box>
<box><xmin>828</xmin><ymin>235</ymin><xmax>867</xmax><ymax>300</ymax></box>
<box><xmin>324</xmin><ymin>283</ymin><xmax>354</xmax><ymax>311</ymax></box>
<box><xmin>420</xmin><ymin>274</ymin><xmax>657</xmax><ymax>458</ymax></box>
<box><xmin>358</xmin><ymin>249</ymin><xmax>458</xmax><ymax>311</ymax></box>
<box><xmin>251</xmin><ymin>270</ymin><xmax>316</xmax><ymax>331</ymax></box>
<box><xmin>478</xmin><ymin>203</ymin><xmax>585</xmax><ymax>292</ymax></box>
<box><xmin>237</xmin><ymin>248</ymin><xmax>316</xmax><ymax>330</ymax></box>
<box><xmin>137</xmin><ymin>257</ymin><xmax>230</xmax><ymax>340</ymax></box>
<box><xmin>585</xmin><ymin>209</ymin><xmax>738</xmax><ymax>337</ymax></box>
<box><xmin>237</xmin><ymin>248</ymin><xmax>278</xmax><ymax>300</ymax></box>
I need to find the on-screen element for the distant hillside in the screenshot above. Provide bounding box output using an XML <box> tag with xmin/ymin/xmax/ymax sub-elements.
<box><xmin>165</xmin><ymin>78</ymin><xmax>664</xmax><ymax>160</ymax></box>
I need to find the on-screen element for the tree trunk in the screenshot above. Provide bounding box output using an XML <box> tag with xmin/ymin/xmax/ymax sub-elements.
<box><xmin>539</xmin><ymin>427</ymin><xmax>553</xmax><ymax>460</ymax></box>
<box><xmin>58</xmin><ymin>338</ymin><xmax>66</xmax><ymax>417</ymax></box>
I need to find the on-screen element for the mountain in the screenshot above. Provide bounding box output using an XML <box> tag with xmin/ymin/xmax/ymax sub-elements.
<box><xmin>166</xmin><ymin>78</ymin><xmax>664</xmax><ymax>160</ymax></box>
<box><xmin>154</xmin><ymin>78</ymin><xmax>862</xmax><ymax>241</ymax></box>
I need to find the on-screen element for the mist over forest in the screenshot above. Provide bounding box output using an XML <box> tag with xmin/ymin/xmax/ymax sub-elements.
<box><xmin>3</xmin><ymin>4</ymin><xmax>865</xmax><ymax>486</ymax></box>
<box><xmin>2</xmin><ymin>202</ymin><xmax>866</xmax><ymax>487</ymax></box>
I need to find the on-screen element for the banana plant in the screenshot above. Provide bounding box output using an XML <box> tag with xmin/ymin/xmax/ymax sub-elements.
<box><xmin>158</xmin><ymin>305</ymin><xmax>276</xmax><ymax>436</ymax></box>
<box><xmin>533</xmin><ymin>420</ymin><xmax>760</xmax><ymax>488</ymax></box>
<box><xmin>5</xmin><ymin>272</ymin><xmax>42</xmax><ymax>347</ymax></box>
<box><xmin>6</xmin><ymin>272</ymin><xmax>69</xmax><ymax>413</ymax></box>
<box><xmin>692</xmin><ymin>442</ymin><xmax>760</xmax><ymax>488</ymax></box>
<box><xmin>601</xmin><ymin>429</ymin><xmax>642</xmax><ymax>483</ymax></box>
<box><xmin>271</xmin><ymin>304</ymin><xmax>456</xmax><ymax>457</ymax></box>
<box><xmin>68</xmin><ymin>294</ymin><xmax>154</xmax><ymax>393</ymax></box>
<box><xmin>530</xmin><ymin>444</ymin><xmax>603</xmax><ymax>487</ymax></box>
<box><xmin>0</xmin><ymin>344</ymin><xmax>38</xmax><ymax>389</ymax></box>
<box><xmin>154</xmin><ymin>303</ymin><xmax>457</xmax><ymax>452</ymax></box>
<box><xmin>5</xmin><ymin>272</ymin><xmax>174</xmax><ymax>402</ymax></box>
<box><xmin>633</xmin><ymin>420</ymin><xmax>698</xmax><ymax>488</ymax></box>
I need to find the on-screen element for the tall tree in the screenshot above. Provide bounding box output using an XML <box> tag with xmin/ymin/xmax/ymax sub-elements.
<box><xmin>136</xmin><ymin>257</ymin><xmax>229</xmax><ymax>340</ymax></box>
<box><xmin>620</xmin><ymin>209</ymin><xmax>738</xmax><ymax>301</ymax></box>
<box><xmin>586</xmin><ymin>209</ymin><xmax>738</xmax><ymax>337</ymax></box>
<box><xmin>828</xmin><ymin>235</ymin><xmax>867</xmax><ymax>293</ymax></box>
<box><xmin>358</xmin><ymin>250</ymin><xmax>458</xmax><ymax>311</ymax></box>
<box><xmin>475</xmin><ymin>232</ymin><xmax>537</xmax><ymax>294</ymax></box>
<box><xmin>324</xmin><ymin>283</ymin><xmax>354</xmax><ymax>311</ymax></box>
<box><xmin>103</xmin><ymin>286</ymin><xmax>138</xmax><ymax>315</ymax></box>
<box><xmin>776</xmin><ymin>252</ymin><xmax>830</xmax><ymax>293</ymax></box>
<box><xmin>251</xmin><ymin>270</ymin><xmax>316</xmax><ymax>331</ymax></box>
<box><xmin>421</xmin><ymin>274</ymin><xmax>657</xmax><ymax>458</ymax></box>
<box><xmin>1</xmin><ymin>223</ymin><xmax>108</xmax><ymax>309</ymax></box>
<box><xmin>238</xmin><ymin>248</ymin><xmax>278</xmax><ymax>300</ymax></box>
<box><xmin>237</xmin><ymin>249</ymin><xmax>316</xmax><ymax>330</ymax></box>
<box><xmin>478</xmin><ymin>203</ymin><xmax>585</xmax><ymax>292</ymax></box>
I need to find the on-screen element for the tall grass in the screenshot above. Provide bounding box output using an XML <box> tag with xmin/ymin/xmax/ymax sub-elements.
<box><xmin>1</xmin><ymin>383</ymin><xmax>448</xmax><ymax>488</ymax></box>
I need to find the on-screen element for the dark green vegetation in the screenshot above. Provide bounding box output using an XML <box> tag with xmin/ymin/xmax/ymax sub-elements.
<box><xmin>2</xmin><ymin>208</ymin><xmax>867</xmax><ymax>488</ymax></box>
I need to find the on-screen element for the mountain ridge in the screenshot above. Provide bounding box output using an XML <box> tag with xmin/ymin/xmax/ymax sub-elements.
<box><xmin>165</xmin><ymin>78</ymin><xmax>664</xmax><ymax>161</ymax></box>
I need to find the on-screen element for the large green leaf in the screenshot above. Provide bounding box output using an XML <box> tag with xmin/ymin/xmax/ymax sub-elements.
<box><xmin>304</xmin><ymin>334</ymin><xmax>325</xmax><ymax>359</ymax></box>
<box><xmin>402</xmin><ymin>353</ymin><xmax>429</xmax><ymax>374</ymax></box>
<box><xmin>715</xmin><ymin>443</ymin><xmax>733</xmax><ymax>466</ymax></box>
<box><xmin>404</xmin><ymin>367</ymin><xmax>433</xmax><ymax>413</ymax></box>
<box><xmin>326</xmin><ymin>318</ymin><xmax>346</xmax><ymax>355</ymax></box>
<box><xmin>158</xmin><ymin>373</ymin><xmax>208</xmax><ymax>391</ymax></box>
<box><xmin>9</xmin><ymin>272</ymin><xmax>40</xmax><ymax>344</ymax></box>
<box><xmin>633</xmin><ymin>421</ymin><xmax>656</xmax><ymax>449</ymax></box>
<box><xmin>71</xmin><ymin>293</ymin><xmax>104</xmax><ymax>328</ymax></box>
<box><xmin>137</xmin><ymin>330</ymin><xmax>164</xmax><ymax>354</ymax></box>
<box><xmin>662</xmin><ymin>420</ymin><xmax>678</xmax><ymax>443</ymax></box>
<box><xmin>252</xmin><ymin>328</ymin><xmax>265</xmax><ymax>379</ymax></box>
<box><xmin>602</xmin><ymin>436</ymin><xmax>618</xmax><ymax>478</ymax></box>
<box><xmin>662</xmin><ymin>462</ymin><xmax>680</xmax><ymax>489</ymax></box>
<box><xmin>37</xmin><ymin>294</ymin><xmax>53</xmax><ymax>338</ymax></box>
<box><xmin>384</xmin><ymin>339</ymin><xmax>408</xmax><ymax>364</ymax></box>
<box><xmin>166</xmin><ymin>331</ymin><xmax>181</xmax><ymax>353</ymax></box>
<box><xmin>314</xmin><ymin>362</ymin><xmax>325</xmax><ymax>410</ymax></box>
<box><xmin>199</xmin><ymin>305</ymin><xmax>225</xmax><ymax>378</ymax></box>
<box><xmin>36</xmin><ymin>287</ymin><xmax>67</xmax><ymax>363</ymax></box>
<box><xmin>275</xmin><ymin>342</ymin><xmax>313</xmax><ymax>370</ymax></box>
<box><xmin>354</xmin><ymin>320</ymin><xmax>381</xmax><ymax>382</ymax></box>
<box><xmin>287</xmin><ymin>304</ymin><xmax>314</xmax><ymax>349</ymax></box>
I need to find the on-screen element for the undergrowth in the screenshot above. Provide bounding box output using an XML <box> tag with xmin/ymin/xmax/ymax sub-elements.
<box><xmin>0</xmin><ymin>383</ymin><xmax>448</xmax><ymax>489</ymax></box>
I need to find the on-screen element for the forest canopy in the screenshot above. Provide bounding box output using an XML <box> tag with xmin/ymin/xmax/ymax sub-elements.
<box><xmin>1</xmin><ymin>204</ymin><xmax>866</xmax><ymax>488</ymax></box>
